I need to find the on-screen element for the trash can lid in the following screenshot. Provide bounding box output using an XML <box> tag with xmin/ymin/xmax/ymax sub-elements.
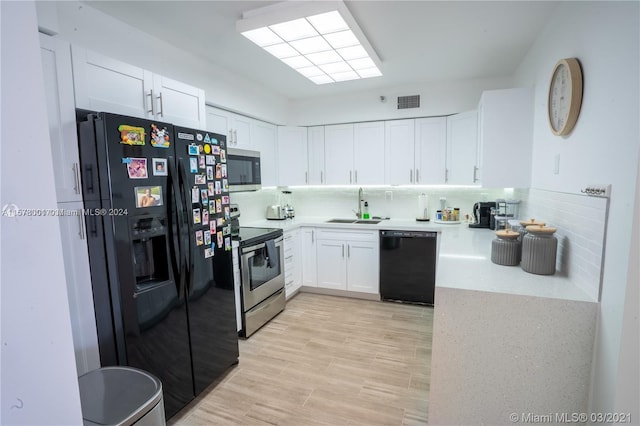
<box><xmin>78</xmin><ymin>366</ymin><xmax>163</xmax><ymax>426</ymax></box>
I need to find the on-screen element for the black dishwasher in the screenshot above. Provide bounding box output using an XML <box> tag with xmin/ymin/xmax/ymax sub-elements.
<box><xmin>379</xmin><ymin>230</ymin><xmax>437</xmax><ymax>305</ymax></box>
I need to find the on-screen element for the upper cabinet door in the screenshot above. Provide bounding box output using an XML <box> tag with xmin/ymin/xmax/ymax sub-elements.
<box><xmin>307</xmin><ymin>126</ymin><xmax>325</xmax><ymax>185</ymax></box>
<box><xmin>71</xmin><ymin>46</ymin><xmax>153</xmax><ymax>118</ymax></box>
<box><xmin>41</xmin><ymin>35</ymin><xmax>83</xmax><ymax>203</ymax></box>
<box><xmin>206</xmin><ymin>105</ymin><xmax>231</xmax><ymax>137</ymax></box>
<box><xmin>446</xmin><ymin>110</ymin><xmax>478</xmax><ymax>185</ymax></box>
<box><xmin>252</xmin><ymin>120</ymin><xmax>278</xmax><ymax>187</ymax></box>
<box><xmin>354</xmin><ymin>122</ymin><xmax>385</xmax><ymax>185</ymax></box>
<box><xmin>385</xmin><ymin>119</ymin><xmax>415</xmax><ymax>185</ymax></box>
<box><xmin>415</xmin><ymin>117</ymin><xmax>447</xmax><ymax>185</ymax></box>
<box><xmin>151</xmin><ymin>75</ymin><xmax>205</xmax><ymax>129</ymax></box>
<box><xmin>231</xmin><ymin>113</ymin><xmax>253</xmax><ymax>149</ymax></box>
<box><xmin>277</xmin><ymin>126</ymin><xmax>308</xmax><ymax>186</ymax></box>
<box><xmin>324</xmin><ymin>124</ymin><xmax>354</xmax><ymax>185</ymax></box>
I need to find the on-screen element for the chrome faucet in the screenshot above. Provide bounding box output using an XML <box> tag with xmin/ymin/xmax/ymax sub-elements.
<box><xmin>353</xmin><ymin>187</ymin><xmax>364</xmax><ymax>218</ymax></box>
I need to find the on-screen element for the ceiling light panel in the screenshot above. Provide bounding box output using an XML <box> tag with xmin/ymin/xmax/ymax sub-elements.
<box><xmin>239</xmin><ymin>4</ymin><xmax>382</xmax><ymax>85</ymax></box>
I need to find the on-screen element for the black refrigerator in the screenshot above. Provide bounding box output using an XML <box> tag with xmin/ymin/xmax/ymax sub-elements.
<box><xmin>77</xmin><ymin>112</ymin><xmax>239</xmax><ymax>419</ymax></box>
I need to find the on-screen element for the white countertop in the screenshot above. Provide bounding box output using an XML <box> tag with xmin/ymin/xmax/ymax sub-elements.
<box><xmin>243</xmin><ymin>216</ymin><xmax>596</xmax><ymax>303</ymax></box>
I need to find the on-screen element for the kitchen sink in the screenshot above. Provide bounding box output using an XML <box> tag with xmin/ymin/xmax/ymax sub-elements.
<box><xmin>325</xmin><ymin>218</ymin><xmax>383</xmax><ymax>224</ymax></box>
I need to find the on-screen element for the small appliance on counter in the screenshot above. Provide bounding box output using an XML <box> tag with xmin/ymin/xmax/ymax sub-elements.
<box><xmin>266</xmin><ymin>205</ymin><xmax>286</xmax><ymax>220</ymax></box>
<box><xmin>469</xmin><ymin>201</ymin><xmax>496</xmax><ymax>228</ymax></box>
<box><xmin>281</xmin><ymin>190</ymin><xmax>295</xmax><ymax>218</ymax></box>
<box><xmin>266</xmin><ymin>190</ymin><xmax>295</xmax><ymax>220</ymax></box>
<box><xmin>229</xmin><ymin>204</ymin><xmax>240</xmax><ymax>236</ymax></box>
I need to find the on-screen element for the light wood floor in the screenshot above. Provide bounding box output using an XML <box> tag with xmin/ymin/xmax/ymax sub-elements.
<box><xmin>170</xmin><ymin>292</ymin><xmax>433</xmax><ymax>426</ymax></box>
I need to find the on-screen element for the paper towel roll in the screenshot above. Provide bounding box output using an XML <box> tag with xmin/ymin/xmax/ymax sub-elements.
<box><xmin>417</xmin><ymin>193</ymin><xmax>429</xmax><ymax>219</ymax></box>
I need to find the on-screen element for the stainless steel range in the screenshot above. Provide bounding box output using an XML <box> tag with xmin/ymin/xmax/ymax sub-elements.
<box><xmin>235</xmin><ymin>226</ymin><xmax>285</xmax><ymax>337</ymax></box>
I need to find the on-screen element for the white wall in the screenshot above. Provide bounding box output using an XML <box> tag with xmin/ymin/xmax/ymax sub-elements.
<box><xmin>1</xmin><ymin>2</ymin><xmax>82</xmax><ymax>424</ymax></box>
<box><xmin>512</xmin><ymin>1</ymin><xmax>640</xmax><ymax>416</ymax></box>
<box><xmin>288</xmin><ymin>76</ymin><xmax>514</xmax><ymax>126</ymax></box>
<box><xmin>47</xmin><ymin>1</ymin><xmax>289</xmax><ymax>125</ymax></box>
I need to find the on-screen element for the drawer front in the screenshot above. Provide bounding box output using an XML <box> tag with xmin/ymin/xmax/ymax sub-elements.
<box><xmin>317</xmin><ymin>228</ymin><xmax>377</xmax><ymax>242</ymax></box>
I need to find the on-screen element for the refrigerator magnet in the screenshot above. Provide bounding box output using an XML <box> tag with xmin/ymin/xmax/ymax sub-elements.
<box><xmin>206</xmin><ymin>166</ymin><xmax>214</xmax><ymax>181</ymax></box>
<box><xmin>214</xmin><ymin>181</ymin><xmax>221</xmax><ymax>195</ymax></box>
<box><xmin>127</xmin><ymin>158</ymin><xmax>148</xmax><ymax>179</ymax></box>
<box><xmin>217</xmin><ymin>231</ymin><xmax>223</xmax><ymax>247</ymax></box>
<box><xmin>204</xmin><ymin>144</ymin><xmax>211</xmax><ymax>154</ymax></box>
<box><xmin>195</xmin><ymin>230</ymin><xmax>204</xmax><ymax>246</ymax></box>
<box><xmin>200</xmin><ymin>189</ymin><xmax>208</xmax><ymax>204</ymax></box>
<box><xmin>204</xmin><ymin>134</ymin><xmax>211</xmax><ymax>143</ymax></box>
<box><xmin>222</xmin><ymin>179</ymin><xmax>229</xmax><ymax>192</ymax></box>
<box><xmin>215</xmin><ymin>164</ymin><xmax>222</xmax><ymax>179</ymax></box>
<box><xmin>216</xmin><ymin>199</ymin><xmax>222</xmax><ymax>213</ymax></box>
<box><xmin>212</xmin><ymin>146</ymin><xmax>221</xmax><ymax>155</ymax></box>
<box><xmin>224</xmin><ymin>206</ymin><xmax>230</xmax><ymax>220</ymax></box>
<box><xmin>196</xmin><ymin>133</ymin><xmax>203</xmax><ymax>142</ymax></box>
<box><xmin>204</xmin><ymin>230</ymin><xmax>211</xmax><ymax>245</ymax></box>
<box><xmin>224</xmin><ymin>237</ymin><xmax>231</xmax><ymax>251</ymax></box>
<box><xmin>202</xmin><ymin>210</ymin><xmax>209</xmax><ymax>225</ymax></box>
<box><xmin>220</xmin><ymin>149</ymin><xmax>226</xmax><ymax>163</ymax></box>
<box><xmin>206</xmin><ymin>155</ymin><xmax>215</xmax><ymax>165</ymax></box>
<box><xmin>204</xmin><ymin>247</ymin><xmax>213</xmax><ymax>258</ymax></box>
<box><xmin>221</xmin><ymin>164</ymin><xmax>227</xmax><ymax>178</ymax></box>
<box><xmin>222</xmin><ymin>225</ymin><xmax>231</xmax><ymax>236</ymax></box>
<box><xmin>188</xmin><ymin>145</ymin><xmax>199</xmax><ymax>156</ymax></box>
<box><xmin>222</xmin><ymin>195</ymin><xmax>230</xmax><ymax>205</ymax></box>
<box><xmin>189</xmin><ymin>158</ymin><xmax>198</xmax><ymax>173</ymax></box>
<box><xmin>135</xmin><ymin>186</ymin><xmax>162</xmax><ymax>208</ymax></box>
<box><xmin>150</xmin><ymin>124</ymin><xmax>170</xmax><ymax>148</ymax></box>
<box><xmin>118</xmin><ymin>125</ymin><xmax>145</xmax><ymax>145</ymax></box>
<box><xmin>191</xmin><ymin>187</ymin><xmax>200</xmax><ymax>203</ymax></box>
<box><xmin>152</xmin><ymin>158</ymin><xmax>168</xmax><ymax>176</ymax></box>
<box><xmin>212</xmin><ymin>138</ymin><xmax>219</xmax><ymax>145</ymax></box>
<box><xmin>209</xmin><ymin>220</ymin><xmax>216</xmax><ymax>234</ymax></box>
<box><xmin>193</xmin><ymin>208</ymin><xmax>201</xmax><ymax>225</ymax></box>
<box><xmin>198</xmin><ymin>155</ymin><xmax>205</xmax><ymax>169</ymax></box>
<box><xmin>209</xmin><ymin>202</ymin><xmax>215</xmax><ymax>215</ymax></box>
<box><xmin>207</xmin><ymin>182</ymin><xmax>214</xmax><ymax>196</ymax></box>
<box><xmin>195</xmin><ymin>174</ymin><xmax>206</xmax><ymax>185</ymax></box>
<box><xmin>217</xmin><ymin>218</ymin><xmax>223</xmax><ymax>227</ymax></box>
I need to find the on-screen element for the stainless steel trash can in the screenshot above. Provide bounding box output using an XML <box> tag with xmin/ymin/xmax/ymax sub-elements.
<box><xmin>78</xmin><ymin>366</ymin><xmax>165</xmax><ymax>426</ymax></box>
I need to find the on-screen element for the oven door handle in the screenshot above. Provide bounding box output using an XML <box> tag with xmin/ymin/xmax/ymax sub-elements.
<box><xmin>241</xmin><ymin>237</ymin><xmax>283</xmax><ymax>254</ymax></box>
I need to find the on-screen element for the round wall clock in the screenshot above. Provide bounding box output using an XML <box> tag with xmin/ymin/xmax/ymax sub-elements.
<box><xmin>547</xmin><ymin>58</ymin><xmax>583</xmax><ymax>136</ymax></box>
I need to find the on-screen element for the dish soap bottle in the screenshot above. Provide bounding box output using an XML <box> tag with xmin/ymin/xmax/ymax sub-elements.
<box><xmin>362</xmin><ymin>202</ymin><xmax>370</xmax><ymax>219</ymax></box>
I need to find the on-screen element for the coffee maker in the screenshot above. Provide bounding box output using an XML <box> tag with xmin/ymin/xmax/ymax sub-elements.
<box><xmin>469</xmin><ymin>201</ymin><xmax>496</xmax><ymax>228</ymax></box>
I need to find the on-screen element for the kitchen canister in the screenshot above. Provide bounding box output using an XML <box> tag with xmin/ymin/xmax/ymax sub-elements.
<box><xmin>521</xmin><ymin>225</ymin><xmax>558</xmax><ymax>275</ymax></box>
<box><xmin>518</xmin><ymin>218</ymin><xmax>545</xmax><ymax>240</ymax></box>
<box><xmin>491</xmin><ymin>229</ymin><xmax>521</xmax><ymax>266</ymax></box>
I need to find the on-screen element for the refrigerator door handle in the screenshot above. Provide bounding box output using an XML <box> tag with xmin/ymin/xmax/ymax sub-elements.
<box><xmin>178</xmin><ymin>160</ymin><xmax>195</xmax><ymax>297</ymax></box>
<box><xmin>168</xmin><ymin>157</ymin><xmax>185</xmax><ymax>299</ymax></box>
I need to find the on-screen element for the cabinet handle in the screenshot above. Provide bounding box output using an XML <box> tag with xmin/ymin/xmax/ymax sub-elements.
<box><xmin>229</xmin><ymin>130</ymin><xmax>233</xmax><ymax>144</ymax></box>
<box><xmin>320</xmin><ymin>171</ymin><xmax>323</xmax><ymax>184</ymax></box>
<box><xmin>347</xmin><ymin>244</ymin><xmax>350</xmax><ymax>258</ymax></box>
<box><xmin>147</xmin><ymin>90</ymin><xmax>155</xmax><ymax>115</ymax></box>
<box><xmin>72</xmin><ymin>162</ymin><xmax>80</xmax><ymax>195</ymax></box>
<box><xmin>78</xmin><ymin>213</ymin><xmax>85</xmax><ymax>240</ymax></box>
<box><xmin>233</xmin><ymin>129</ymin><xmax>238</xmax><ymax>144</ymax></box>
<box><xmin>354</xmin><ymin>170</ymin><xmax>358</xmax><ymax>184</ymax></box>
<box><xmin>305</xmin><ymin>171</ymin><xmax>308</xmax><ymax>184</ymax></box>
<box><xmin>473</xmin><ymin>166</ymin><xmax>478</xmax><ymax>183</ymax></box>
<box><xmin>349</xmin><ymin>171</ymin><xmax>352</xmax><ymax>184</ymax></box>
<box><xmin>342</xmin><ymin>244</ymin><xmax>345</xmax><ymax>258</ymax></box>
<box><xmin>311</xmin><ymin>230</ymin><xmax>314</xmax><ymax>244</ymax></box>
<box><xmin>410</xmin><ymin>169</ymin><xmax>414</xmax><ymax>183</ymax></box>
<box><xmin>158</xmin><ymin>92</ymin><xmax>164</xmax><ymax>117</ymax></box>
<box><xmin>445</xmin><ymin>169</ymin><xmax>449</xmax><ymax>183</ymax></box>
<box><xmin>416</xmin><ymin>169</ymin><xmax>420</xmax><ymax>184</ymax></box>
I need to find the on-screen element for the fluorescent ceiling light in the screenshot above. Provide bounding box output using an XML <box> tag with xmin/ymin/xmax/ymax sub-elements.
<box><xmin>238</xmin><ymin>1</ymin><xmax>382</xmax><ymax>85</ymax></box>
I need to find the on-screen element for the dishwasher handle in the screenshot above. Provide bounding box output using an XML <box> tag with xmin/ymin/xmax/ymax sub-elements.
<box><xmin>380</xmin><ymin>230</ymin><xmax>437</xmax><ymax>238</ymax></box>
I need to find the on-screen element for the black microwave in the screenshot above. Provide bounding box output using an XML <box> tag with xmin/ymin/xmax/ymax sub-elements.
<box><xmin>227</xmin><ymin>148</ymin><xmax>261</xmax><ymax>192</ymax></box>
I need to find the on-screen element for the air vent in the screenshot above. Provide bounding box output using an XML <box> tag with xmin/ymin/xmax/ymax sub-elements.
<box><xmin>397</xmin><ymin>95</ymin><xmax>420</xmax><ymax>109</ymax></box>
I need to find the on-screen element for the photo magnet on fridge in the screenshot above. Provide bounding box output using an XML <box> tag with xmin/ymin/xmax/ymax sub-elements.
<box><xmin>200</xmin><ymin>189</ymin><xmax>208</xmax><ymax>204</ymax></box>
<box><xmin>215</xmin><ymin>164</ymin><xmax>222</xmax><ymax>179</ymax></box>
<box><xmin>225</xmin><ymin>237</ymin><xmax>231</xmax><ymax>251</ymax></box>
<box><xmin>192</xmin><ymin>187</ymin><xmax>200</xmax><ymax>203</ymax></box>
<box><xmin>206</xmin><ymin>155</ymin><xmax>215</xmax><ymax>165</ymax></box>
<box><xmin>135</xmin><ymin>186</ymin><xmax>162</xmax><ymax>208</ymax></box>
<box><xmin>217</xmin><ymin>231</ymin><xmax>223</xmax><ymax>247</ymax></box>
<box><xmin>209</xmin><ymin>202</ymin><xmax>215</xmax><ymax>215</ymax></box>
<box><xmin>222</xmin><ymin>179</ymin><xmax>229</xmax><ymax>192</ymax></box>
<box><xmin>150</xmin><ymin>124</ymin><xmax>170</xmax><ymax>148</ymax></box>
<box><xmin>127</xmin><ymin>158</ymin><xmax>148</xmax><ymax>179</ymax></box>
<box><xmin>210</xmin><ymin>220</ymin><xmax>216</xmax><ymax>234</ymax></box>
<box><xmin>193</xmin><ymin>208</ymin><xmax>201</xmax><ymax>225</ymax></box>
<box><xmin>199</xmin><ymin>155</ymin><xmax>206</xmax><ymax>169</ymax></box>
<box><xmin>221</xmin><ymin>195</ymin><xmax>230</xmax><ymax>205</ymax></box>
<box><xmin>195</xmin><ymin>174</ymin><xmax>206</xmax><ymax>185</ymax></box>
<box><xmin>202</xmin><ymin>210</ymin><xmax>209</xmax><ymax>225</ymax></box>
<box><xmin>212</xmin><ymin>146</ymin><xmax>221</xmax><ymax>155</ymax></box>
<box><xmin>207</xmin><ymin>182</ymin><xmax>215</xmax><ymax>196</ymax></box>
<box><xmin>215</xmin><ymin>181</ymin><xmax>221</xmax><ymax>195</ymax></box>
<box><xmin>206</xmin><ymin>166</ymin><xmax>214</xmax><ymax>181</ymax></box>
<box><xmin>221</xmin><ymin>164</ymin><xmax>227</xmax><ymax>178</ymax></box>
<box><xmin>220</xmin><ymin>149</ymin><xmax>226</xmax><ymax>163</ymax></box>
<box><xmin>216</xmin><ymin>199</ymin><xmax>222</xmax><ymax>213</ymax></box>
<box><xmin>190</xmin><ymin>158</ymin><xmax>198</xmax><ymax>173</ymax></box>
<box><xmin>188</xmin><ymin>145</ymin><xmax>199</xmax><ymax>156</ymax></box>
<box><xmin>204</xmin><ymin>247</ymin><xmax>213</xmax><ymax>258</ymax></box>
<box><xmin>152</xmin><ymin>158</ymin><xmax>168</xmax><ymax>176</ymax></box>
<box><xmin>118</xmin><ymin>125</ymin><xmax>145</xmax><ymax>145</ymax></box>
<box><xmin>195</xmin><ymin>230</ymin><xmax>204</xmax><ymax>246</ymax></box>
<box><xmin>204</xmin><ymin>230</ymin><xmax>211</xmax><ymax>246</ymax></box>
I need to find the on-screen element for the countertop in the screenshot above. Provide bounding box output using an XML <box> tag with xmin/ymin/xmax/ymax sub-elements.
<box><xmin>243</xmin><ymin>216</ymin><xmax>595</xmax><ymax>303</ymax></box>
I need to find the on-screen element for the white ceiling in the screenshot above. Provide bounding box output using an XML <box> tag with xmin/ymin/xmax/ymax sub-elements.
<box><xmin>85</xmin><ymin>1</ymin><xmax>559</xmax><ymax>100</ymax></box>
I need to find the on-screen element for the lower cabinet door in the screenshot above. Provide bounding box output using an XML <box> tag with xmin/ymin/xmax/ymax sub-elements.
<box><xmin>316</xmin><ymin>240</ymin><xmax>347</xmax><ymax>290</ymax></box>
<box><xmin>346</xmin><ymin>241</ymin><xmax>379</xmax><ymax>294</ymax></box>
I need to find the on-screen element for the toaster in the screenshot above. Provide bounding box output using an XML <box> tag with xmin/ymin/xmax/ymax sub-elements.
<box><xmin>266</xmin><ymin>205</ymin><xmax>286</xmax><ymax>220</ymax></box>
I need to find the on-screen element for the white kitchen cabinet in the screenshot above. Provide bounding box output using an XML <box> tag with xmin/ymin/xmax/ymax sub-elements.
<box><xmin>385</xmin><ymin>119</ymin><xmax>416</xmax><ymax>185</ymax></box>
<box><xmin>72</xmin><ymin>46</ymin><xmax>205</xmax><ymax>128</ymax></box>
<box><xmin>477</xmin><ymin>88</ymin><xmax>533</xmax><ymax>188</ymax></box>
<box><xmin>283</xmin><ymin>229</ymin><xmax>302</xmax><ymax>299</ymax></box>
<box><xmin>446</xmin><ymin>110</ymin><xmax>479</xmax><ymax>185</ymax></box>
<box><xmin>40</xmin><ymin>35</ymin><xmax>82</xmax><ymax>203</ymax></box>
<box><xmin>415</xmin><ymin>117</ymin><xmax>447</xmax><ymax>184</ymax></box>
<box><xmin>354</xmin><ymin>122</ymin><xmax>385</xmax><ymax>185</ymax></box>
<box><xmin>316</xmin><ymin>228</ymin><xmax>379</xmax><ymax>294</ymax></box>
<box><xmin>57</xmin><ymin>201</ymin><xmax>100</xmax><ymax>376</ymax></box>
<box><xmin>307</xmin><ymin>126</ymin><xmax>326</xmax><ymax>185</ymax></box>
<box><xmin>251</xmin><ymin>120</ymin><xmax>278</xmax><ymax>187</ymax></box>
<box><xmin>324</xmin><ymin>124</ymin><xmax>354</xmax><ymax>184</ymax></box>
<box><xmin>206</xmin><ymin>106</ymin><xmax>253</xmax><ymax>149</ymax></box>
<box><xmin>277</xmin><ymin>126</ymin><xmax>308</xmax><ymax>186</ymax></box>
<box><xmin>301</xmin><ymin>227</ymin><xmax>318</xmax><ymax>287</ymax></box>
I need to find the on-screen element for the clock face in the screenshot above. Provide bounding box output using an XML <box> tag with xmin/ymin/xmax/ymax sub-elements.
<box><xmin>547</xmin><ymin>58</ymin><xmax>583</xmax><ymax>136</ymax></box>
